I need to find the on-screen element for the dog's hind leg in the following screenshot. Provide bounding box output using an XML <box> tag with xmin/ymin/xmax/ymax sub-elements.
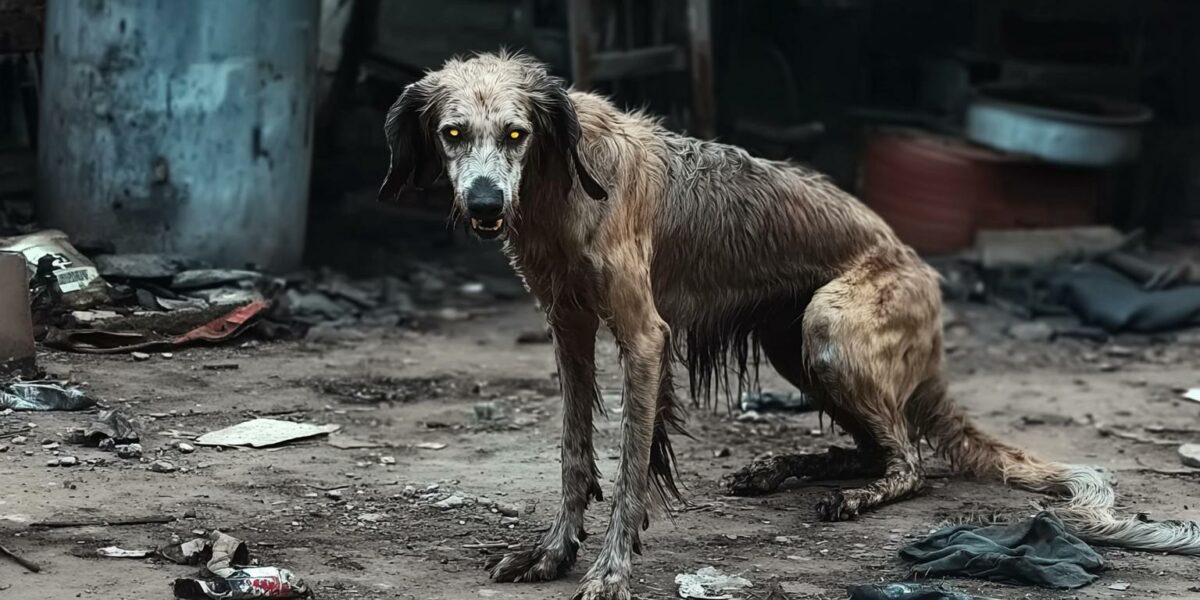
<box><xmin>725</xmin><ymin>326</ymin><xmax>884</xmax><ymax>496</ymax></box>
<box><xmin>802</xmin><ymin>255</ymin><xmax>942</xmax><ymax>521</ymax></box>
<box><xmin>488</xmin><ymin>309</ymin><xmax>602</xmax><ymax>582</ymax></box>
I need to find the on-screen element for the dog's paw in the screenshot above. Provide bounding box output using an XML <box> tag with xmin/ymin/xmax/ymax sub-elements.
<box><xmin>816</xmin><ymin>490</ymin><xmax>860</xmax><ymax>522</ymax></box>
<box><xmin>723</xmin><ymin>455</ymin><xmax>788</xmax><ymax>496</ymax></box>
<box><xmin>486</xmin><ymin>545</ymin><xmax>575</xmax><ymax>583</ymax></box>
<box><xmin>570</xmin><ymin>576</ymin><xmax>633</xmax><ymax>600</ymax></box>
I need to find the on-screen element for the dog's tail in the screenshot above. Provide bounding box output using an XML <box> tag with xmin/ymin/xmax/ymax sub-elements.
<box><xmin>915</xmin><ymin>377</ymin><xmax>1200</xmax><ymax>555</ymax></box>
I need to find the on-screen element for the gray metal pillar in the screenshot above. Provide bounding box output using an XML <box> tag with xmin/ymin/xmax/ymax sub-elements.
<box><xmin>38</xmin><ymin>0</ymin><xmax>320</xmax><ymax>271</ymax></box>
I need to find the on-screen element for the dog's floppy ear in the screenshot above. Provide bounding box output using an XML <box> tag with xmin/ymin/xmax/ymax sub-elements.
<box><xmin>534</xmin><ymin>78</ymin><xmax>607</xmax><ymax>201</ymax></box>
<box><xmin>379</xmin><ymin>79</ymin><xmax>443</xmax><ymax>203</ymax></box>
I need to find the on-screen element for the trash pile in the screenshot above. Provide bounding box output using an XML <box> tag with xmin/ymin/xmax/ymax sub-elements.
<box><xmin>0</xmin><ymin>228</ymin><xmax>522</xmax><ymax>361</ymax></box>
<box><xmin>936</xmin><ymin>226</ymin><xmax>1200</xmax><ymax>335</ymax></box>
<box><xmin>92</xmin><ymin>530</ymin><xmax>310</xmax><ymax>599</ymax></box>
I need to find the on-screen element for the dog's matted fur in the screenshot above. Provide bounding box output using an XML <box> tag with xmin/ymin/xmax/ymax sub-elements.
<box><xmin>379</xmin><ymin>52</ymin><xmax>1200</xmax><ymax>600</ymax></box>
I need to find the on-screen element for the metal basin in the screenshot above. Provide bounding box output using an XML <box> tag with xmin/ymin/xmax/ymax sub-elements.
<box><xmin>965</xmin><ymin>86</ymin><xmax>1152</xmax><ymax>167</ymax></box>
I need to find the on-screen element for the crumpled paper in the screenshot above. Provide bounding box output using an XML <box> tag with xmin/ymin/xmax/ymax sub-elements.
<box><xmin>674</xmin><ymin>566</ymin><xmax>752</xmax><ymax>599</ymax></box>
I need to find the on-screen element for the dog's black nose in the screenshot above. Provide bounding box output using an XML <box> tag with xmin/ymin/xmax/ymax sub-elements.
<box><xmin>465</xmin><ymin>178</ymin><xmax>505</xmax><ymax>219</ymax></box>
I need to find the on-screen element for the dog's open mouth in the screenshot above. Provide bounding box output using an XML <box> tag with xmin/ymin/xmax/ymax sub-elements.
<box><xmin>470</xmin><ymin>217</ymin><xmax>505</xmax><ymax>239</ymax></box>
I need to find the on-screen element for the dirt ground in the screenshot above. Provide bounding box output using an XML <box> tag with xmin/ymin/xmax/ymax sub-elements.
<box><xmin>3</xmin><ymin>289</ymin><xmax>1200</xmax><ymax>599</ymax></box>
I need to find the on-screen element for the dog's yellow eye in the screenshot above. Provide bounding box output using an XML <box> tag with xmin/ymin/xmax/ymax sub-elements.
<box><xmin>448</xmin><ymin>128</ymin><xmax>460</xmax><ymax>137</ymax></box>
<box><xmin>509</xmin><ymin>130</ymin><xmax>522</xmax><ymax>140</ymax></box>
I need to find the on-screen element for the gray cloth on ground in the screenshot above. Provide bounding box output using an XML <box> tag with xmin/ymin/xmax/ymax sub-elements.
<box><xmin>899</xmin><ymin>512</ymin><xmax>1102</xmax><ymax>589</ymax></box>
<box><xmin>847</xmin><ymin>583</ymin><xmax>975</xmax><ymax>600</ymax></box>
<box><xmin>1051</xmin><ymin>264</ymin><xmax>1200</xmax><ymax>332</ymax></box>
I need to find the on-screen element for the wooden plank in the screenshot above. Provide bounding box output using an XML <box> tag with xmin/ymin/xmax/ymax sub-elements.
<box><xmin>590</xmin><ymin>45</ymin><xmax>687</xmax><ymax>80</ymax></box>
<box><xmin>687</xmin><ymin>0</ymin><xmax>715</xmax><ymax>139</ymax></box>
<box><xmin>567</xmin><ymin>0</ymin><xmax>594</xmax><ymax>89</ymax></box>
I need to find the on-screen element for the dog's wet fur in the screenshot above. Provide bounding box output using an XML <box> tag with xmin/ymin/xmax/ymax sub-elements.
<box><xmin>380</xmin><ymin>52</ymin><xmax>1200</xmax><ymax>600</ymax></box>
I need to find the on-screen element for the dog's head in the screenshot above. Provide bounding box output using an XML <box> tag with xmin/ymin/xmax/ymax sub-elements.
<box><xmin>378</xmin><ymin>52</ymin><xmax>606</xmax><ymax>240</ymax></box>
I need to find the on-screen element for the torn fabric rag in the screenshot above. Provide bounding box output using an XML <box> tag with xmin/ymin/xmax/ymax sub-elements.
<box><xmin>899</xmin><ymin>512</ymin><xmax>1102</xmax><ymax>589</ymax></box>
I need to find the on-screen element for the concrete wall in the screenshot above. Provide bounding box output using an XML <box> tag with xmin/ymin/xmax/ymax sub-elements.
<box><xmin>38</xmin><ymin>0</ymin><xmax>319</xmax><ymax>271</ymax></box>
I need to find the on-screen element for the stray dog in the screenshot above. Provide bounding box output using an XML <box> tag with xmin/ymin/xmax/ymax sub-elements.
<box><xmin>379</xmin><ymin>52</ymin><xmax>1200</xmax><ymax>600</ymax></box>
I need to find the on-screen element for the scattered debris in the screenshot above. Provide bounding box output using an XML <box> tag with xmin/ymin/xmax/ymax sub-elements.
<box><xmin>0</xmin><ymin>542</ymin><xmax>40</xmax><ymax>573</ymax></box>
<box><xmin>171</xmin><ymin>530</ymin><xmax>310</xmax><ymax>599</ymax></box>
<box><xmin>44</xmin><ymin>299</ymin><xmax>272</xmax><ymax>354</ymax></box>
<box><xmin>149</xmin><ymin>460</ymin><xmax>178</xmax><ymax>473</ymax></box>
<box><xmin>195</xmin><ymin>418</ymin><xmax>340</xmax><ymax>448</ymax></box>
<box><xmin>847</xmin><ymin>583</ymin><xmax>975</xmax><ymax>600</ymax></box>
<box><xmin>66</xmin><ymin>409</ymin><xmax>139</xmax><ymax>446</ymax></box>
<box><xmin>739</xmin><ymin>390</ymin><xmax>815</xmax><ymax>414</ymax></box>
<box><xmin>900</xmin><ymin>512</ymin><xmax>1102</xmax><ymax>588</ymax></box>
<box><xmin>434</xmin><ymin>495</ymin><xmax>465</xmax><ymax>510</ymax></box>
<box><xmin>1</xmin><ymin>229</ymin><xmax>110</xmax><ymax>308</ymax></box>
<box><xmin>98</xmin><ymin>546</ymin><xmax>152</xmax><ymax>559</ymax></box>
<box><xmin>674</xmin><ymin>566</ymin><xmax>752</xmax><ymax>599</ymax></box>
<box><xmin>1179</xmin><ymin>444</ymin><xmax>1200</xmax><ymax>469</ymax></box>
<box><xmin>0</xmin><ymin>380</ymin><xmax>96</xmax><ymax>411</ymax></box>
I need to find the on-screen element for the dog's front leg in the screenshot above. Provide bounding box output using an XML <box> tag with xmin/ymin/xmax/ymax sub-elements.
<box><xmin>574</xmin><ymin>267</ymin><xmax>666</xmax><ymax>600</ymax></box>
<box><xmin>489</xmin><ymin>308</ymin><xmax>602</xmax><ymax>582</ymax></box>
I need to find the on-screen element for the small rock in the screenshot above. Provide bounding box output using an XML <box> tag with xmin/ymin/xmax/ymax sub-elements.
<box><xmin>161</xmin><ymin>352</ymin><xmax>174</xmax><ymax>359</ymax></box>
<box><xmin>400</xmin><ymin>485</ymin><xmax>416</xmax><ymax>498</ymax></box>
<box><xmin>116</xmin><ymin>443</ymin><xmax>143</xmax><ymax>459</ymax></box>
<box><xmin>1007</xmin><ymin>321</ymin><xmax>1054</xmax><ymax>343</ymax></box>
<box><xmin>149</xmin><ymin>460</ymin><xmax>177</xmax><ymax>473</ymax></box>
<box><xmin>183</xmin><ymin>508</ymin><xmax>198</xmax><ymax>519</ymax></box>
<box><xmin>380</xmin><ymin>456</ymin><xmax>396</xmax><ymax>465</ymax></box>
<box><xmin>9</xmin><ymin>436</ymin><xmax>24</xmax><ymax>445</ymax></box>
<box><xmin>177</xmin><ymin>443</ymin><xmax>195</xmax><ymax>454</ymax></box>
<box><xmin>132</xmin><ymin>352</ymin><xmax>152</xmax><ymax>361</ymax></box>
<box><xmin>41</xmin><ymin>441</ymin><xmax>60</xmax><ymax>450</ymax></box>
<box><xmin>1105</xmin><ymin>345</ymin><xmax>1136</xmax><ymax>358</ymax></box>
<box><xmin>434</xmin><ymin>495</ymin><xmax>465</xmax><ymax>510</ymax></box>
<box><xmin>358</xmin><ymin>513</ymin><xmax>385</xmax><ymax>522</ymax></box>
<box><xmin>774</xmin><ymin>536</ymin><xmax>792</xmax><ymax>544</ymax></box>
<box><xmin>325</xmin><ymin>489</ymin><xmax>344</xmax><ymax>499</ymax></box>
<box><xmin>0</xmin><ymin>445</ymin><xmax>7</xmax><ymax>453</ymax></box>
<box><xmin>1180</xmin><ymin>444</ymin><xmax>1200</xmax><ymax>469</ymax></box>
<box><xmin>1108</xmin><ymin>581</ymin><xmax>1131</xmax><ymax>591</ymax></box>
<box><xmin>500</xmin><ymin>516</ymin><xmax>520</xmax><ymax>526</ymax></box>
<box><xmin>496</xmin><ymin>503</ymin><xmax>522</xmax><ymax>517</ymax></box>
<box><xmin>713</xmin><ymin>447</ymin><xmax>731</xmax><ymax>458</ymax></box>
<box><xmin>45</xmin><ymin>458</ymin><xmax>60</xmax><ymax>467</ymax></box>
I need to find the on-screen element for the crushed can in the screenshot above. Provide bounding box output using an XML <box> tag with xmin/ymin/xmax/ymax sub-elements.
<box><xmin>173</xmin><ymin>566</ymin><xmax>310</xmax><ymax>599</ymax></box>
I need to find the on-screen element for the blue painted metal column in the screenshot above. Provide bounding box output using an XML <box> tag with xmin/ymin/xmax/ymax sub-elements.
<box><xmin>38</xmin><ymin>0</ymin><xmax>320</xmax><ymax>271</ymax></box>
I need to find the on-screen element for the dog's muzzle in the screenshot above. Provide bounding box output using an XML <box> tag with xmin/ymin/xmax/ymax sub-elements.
<box><xmin>465</xmin><ymin>178</ymin><xmax>506</xmax><ymax>239</ymax></box>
